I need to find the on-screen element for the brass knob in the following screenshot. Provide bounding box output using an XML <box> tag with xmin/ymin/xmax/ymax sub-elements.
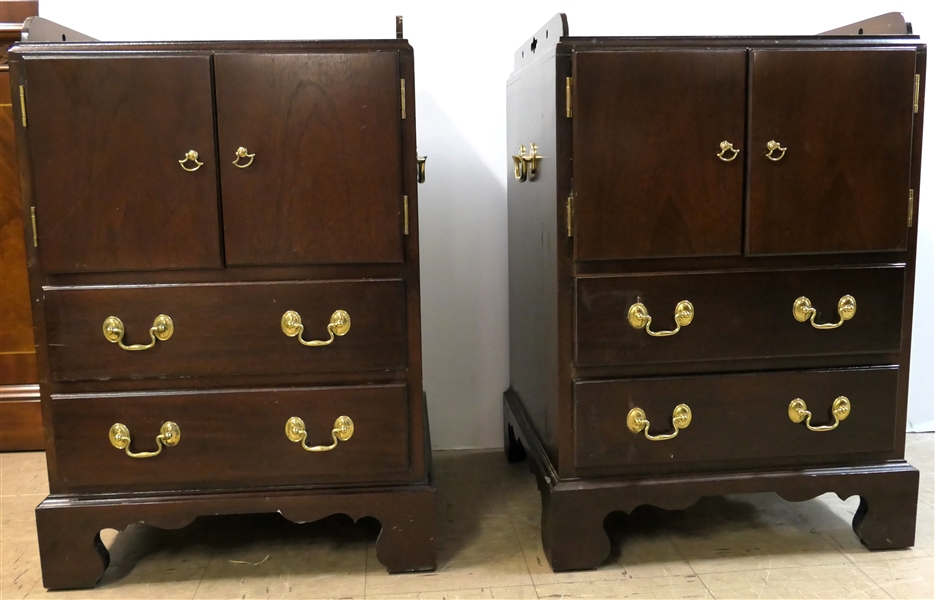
<box><xmin>109</xmin><ymin>421</ymin><xmax>180</xmax><ymax>458</ymax></box>
<box><xmin>103</xmin><ymin>314</ymin><xmax>174</xmax><ymax>351</ymax></box>
<box><xmin>281</xmin><ymin>310</ymin><xmax>351</xmax><ymax>347</ymax></box>
<box><xmin>788</xmin><ymin>396</ymin><xmax>850</xmax><ymax>432</ymax></box>
<box><xmin>765</xmin><ymin>140</ymin><xmax>787</xmax><ymax>161</ymax></box>
<box><xmin>232</xmin><ymin>146</ymin><xmax>256</xmax><ymax>168</ymax></box>
<box><xmin>178</xmin><ymin>150</ymin><xmax>203</xmax><ymax>171</ymax></box>
<box><xmin>628</xmin><ymin>300</ymin><xmax>694</xmax><ymax>337</ymax></box>
<box><xmin>285</xmin><ymin>416</ymin><xmax>354</xmax><ymax>452</ymax></box>
<box><xmin>793</xmin><ymin>295</ymin><xmax>856</xmax><ymax>330</ymax></box>
<box><xmin>717</xmin><ymin>140</ymin><xmax>740</xmax><ymax>162</ymax></box>
<box><xmin>627</xmin><ymin>404</ymin><xmax>692</xmax><ymax>441</ymax></box>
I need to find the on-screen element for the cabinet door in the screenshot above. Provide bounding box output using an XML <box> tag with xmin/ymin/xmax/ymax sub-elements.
<box><xmin>25</xmin><ymin>56</ymin><xmax>221</xmax><ymax>273</ymax></box>
<box><xmin>572</xmin><ymin>50</ymin><xmax>746</xmax><ymax>260</ymax></box>
<box><xmin>216</xmin><ymin>52</ymin><xmax>404</xmax><ymax>266</ymax></box>
<box><xmin>747</xmin><ymin>49</ymin><xmax>916</xmax><ymax>255</ymax></box>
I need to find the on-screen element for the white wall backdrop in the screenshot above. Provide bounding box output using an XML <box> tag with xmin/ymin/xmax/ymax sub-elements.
<box><xmin>39</xmin><ymin>0</ymin><xmax>935</xmax><ymax>446</ymax></box>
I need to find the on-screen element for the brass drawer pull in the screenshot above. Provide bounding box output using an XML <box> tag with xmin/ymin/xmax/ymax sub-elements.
<box><xmin>232</xmin><ymin>146</ymin><xmax>255</xmax><ymax>168</ymax></box>
<box><xmin>628</xmin><ymin>300</ymin><xmax>694</xmax><ymax>337</ymax></box>
<box><xmin>793</xmin><ymin>295</ymin><xmax>856</xmax><ymax>330</ymax></box>
<box><xmin>765</xmin><ymin>140</ymin><xmax>787</xmax><ymax>161</ymax></box>
<box><xmin>103</xmin><ymin>314</ymin><xmax>174</xmax><ymax>351</ymax></box>
<box><xmin>417</xmin><ymin>155</ymin><xmax>427</xmax><ymax>183</ymax></box>
<box><xmin>717</xmin><ymin>140</ymin><xmax>740</xmax><ymax>162</ymax></box>
<box><xmin>627</xmin><ymin>404</ymin><xmax>692</xmax><ymax>441</ymax></box>
<box><xmin>178</xmin><ymin>150</ymin><xmax>203</xmax><ymax>171</ymax></box>
<box><xmin>109</xmin><ymin>421</ymin><xmax>180</xmax><ymax>458</ymax></box>
<box><xmin>281</xmin><ymin>310</ymin><xmax>351</xmax><ymax>347</ymax></box>
<box><xmin>788</xmin><ymin>396</ymin><xmax>851</xmax><ymax>432</ymax></box>
<box><xmin>285</xmin><ymin>416</ymin><xmax>354</xmax><ymax>452</ymax></box>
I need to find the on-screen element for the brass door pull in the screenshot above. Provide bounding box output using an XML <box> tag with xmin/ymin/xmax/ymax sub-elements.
<box><xmin>788</xmin><ymin>396</ymin><xmax>851</xmax><ymax>432</ymax></box>
<box><xmin>512</xmin><ymin>145</ymin><xmax>528</xmax><ymax>182</ymax></box>
<box><xmin>103</xmin><ymin>314</ymin><xmax>174</xmax><ymax>351</ymax></box>
<box><xmin>717</xmin><ymin>141</ymin><xmax>740</xmax><ymax>162</ymax></box>
<box><xmin>628</xmin><ymin>300</ymin><xmax>694</xmax><ymax>337</ymax></box>
<box><xmin>178</xmin><ymin>150</ymin><xmax>203</xmax><ymax>171</ymax></box>
<box><xmin>793</xmin><ymin>295</ymin><xmax>856</xmax><ymax>330</ymax></box>
<box><xmin>109</xmin><ymin>421</ymin><xmax>180</xmax><ymax>458</ymax></box>
<box><xmin>281</xmin><ymin>310</ymin><xmax>351</xmax><ymax>346</ymax></box>
<box><xmin>417</xmin><ymin>155</ymin><xmax>427</xmax><ymax>183</ymax></box>
<box><xmin>285</xmin><ymin>416</ymin><xmax>354</xmax><ymax>452</ymax></box>
<box><xmin>765</xmin><ymin>140</ymin><xmax>787</xmax><ymax>161</ymax></box>
<box><xmin>627</xmin><ymin>404</ymin><xmax>692</xmax><ymax>441</ymax></box>
<box><xmin>232</xmin><ymin>146</ymin><xmax>255</xmax><ymax>168</ymax></box>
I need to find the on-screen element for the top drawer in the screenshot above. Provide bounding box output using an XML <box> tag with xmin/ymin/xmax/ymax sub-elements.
<box><xmin>576</xmin><ymin>266</ymin><xmax>904</xmax><ymax>367</ymax></box>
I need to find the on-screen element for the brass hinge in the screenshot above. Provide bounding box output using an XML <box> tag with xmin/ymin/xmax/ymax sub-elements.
<box><xmin>403</xmin><ymin>195</ymin><xmax>409</xmax><ymax>235</ymax></box>
<box><xmin>908</xmin><ymin>189</ymin><xmax>914</xmax><ymax>227</ymax></box>
<box><xmin>19</xmin><ymin>85</ymin><xmax>27</xmax><ymax>127</ymax></box>
<box><xmin>30</xmin><ymin>206</ymin><xmax>38</xmax><ymax>247</ymax></box>
<box><xmin>913</xmin><ymin>74</ymin><xmax>920</xmax><ymax>113</ymax></box>
<box><xmin>565</xmin><ymin>77</ymin><xmax>573</xmax><ymax>118</ymax></box>
<box><xmin>566</xmin><ymin>195</ymin><xmax>574</xmax><ymax>237</ymax></box>
<box><xmin>400</xmin><ymin>79</ymin><xmax>406</xmax><ymax>119</ymax></box>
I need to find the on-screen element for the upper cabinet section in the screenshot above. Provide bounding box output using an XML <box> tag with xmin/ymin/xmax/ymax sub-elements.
<box><xmin>215</xmin><ymin>52</ymin><xmax>404</xmax><ymax>266</ymax></box>
<box><xmin>747</xmin><ymin>49</ymin><xmax>916</xmax><ymax>255</ymax></box>
<box><xmin>24</xmin><ymin>55</ymin><xmax>221</xmax><ymax>273</ymax></box>
<box><xmin>572</xmin><ymin>50</ymin><xmax>746</xmax><ymax>260</ymax></box>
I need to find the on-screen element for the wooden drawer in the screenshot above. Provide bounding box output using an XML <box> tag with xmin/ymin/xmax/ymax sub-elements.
<box><xmin>50</xmin><ymin>383</ymin><xmax>410</xmax><ymax>492</ymax></box>
<box><xmin>44</xmin><ymin>279</ymin><xmax>407</xmax><ymax>381</ymax></box>
<box><xmin>574</xmin><ymin>367</ymin><xmax>898</xmax><ymax>471</ymax></box>
<box><xmin>575</xmin><ymin>266</ymin><xmax>903</xmax><ymax>367</ymax></box>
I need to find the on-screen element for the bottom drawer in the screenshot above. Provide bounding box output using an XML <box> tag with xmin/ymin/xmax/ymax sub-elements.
<box><xmin>50</xmin><ymin>383</ymin><xmax>410</xmax><ymax>492</ymax></box>
<box><xmin>574</xmin><ymin>367</ymin><xmax>898</xmax><ymax>471</ymax></box>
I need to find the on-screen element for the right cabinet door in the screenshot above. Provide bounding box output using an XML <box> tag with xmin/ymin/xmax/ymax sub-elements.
<box><xmin>747</xmin><ymin>49</ymin><xmax>917</xmax><ymax>255</ymax></box>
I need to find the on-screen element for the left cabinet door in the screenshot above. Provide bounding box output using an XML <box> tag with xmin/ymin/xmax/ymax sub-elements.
<box><xmin>24</xmin><ymin>55</ymin><xmax>221</xmax><ymax>273</ymax></box>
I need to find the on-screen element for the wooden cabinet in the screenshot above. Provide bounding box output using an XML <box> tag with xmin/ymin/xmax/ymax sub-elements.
<box><xmin>10</xmin><ymin>21</ymin><xmax>435</xmax><ymax>590</ymax></box>
<box><xmin>504</xmin><ymin>14</ymin><xmax>924</xmax><ymax>571</ymax></box>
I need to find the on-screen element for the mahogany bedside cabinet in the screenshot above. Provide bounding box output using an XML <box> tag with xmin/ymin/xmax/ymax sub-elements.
<box><xmin>10</xmin><ymin>16</ymin><xmax>435</xmax><ymax>589</ymax></box>
<box><xmin>503</xmin><ymin>12</ymin><xmax>926</xmax><ymax>570</ymax></box>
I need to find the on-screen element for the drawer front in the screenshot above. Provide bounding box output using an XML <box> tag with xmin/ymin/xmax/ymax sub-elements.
<box><xmin>45</xmin><ymin>280</ymin><xmax>407</xmax><ymax>381</ymax></box>
<box><xmin>576</xmin><ymin>266</ymin><xmax>903</xmax><ymax>367</ymax></box>
<box><xmin>574</xmin><ymin>367</ymin><xmax>898</xmax><ymax>470</ymax></box>
<box><xmin>51</xmin><ymin>384</ymin><xmax>410</xmax><ymax>492</ymax></box>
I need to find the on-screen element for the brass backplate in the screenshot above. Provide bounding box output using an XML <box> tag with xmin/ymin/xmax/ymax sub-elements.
<box><xmin>160</xmin><ymin>421</ymin><xmax>181</xmax><ymax>446</ymax></box>
<box><xmin>626</xmin><ymin>407</ymin><xmax>647</xmax><ymax>433</ymax></box>
<box><xmin>103</xmin><ymin>316</ymin><xmax>125</xmax><ymax>343</ymax></box>
<box><xmin>627</xmin><ymin>303</ymin><xmax>650</xmax><ymax>329</ymax></box>
<box><xmin>109</xmin><ymin>423</ymin><xmax>131</xmax><ymax>449</ymax></box>
<box><xmin>330</xmin><ymin>310</ymin><xmax>352</xmax><ymax>336</ymax></box>
<box><xmin>672</xmin><ymin>404</ymin><xmax>692</xmax><ymax>428</ymax></box>
<box><xmin>285</xmin><ymin>416</ymin><xmax>306</xmax><ymax>442</ymax></box>
<box><xmin>334</xmin><ymin>415</ymin><xmax>355</xmax><ymax>441</ymax></box>
<box><xmin>832</xmin><ymin>396</ymin><xmax>851</xmax><ymax>421</ymax></box>
<box><xmin>788</xmin><ymin>398</ymin><xmax>808</xmax><ymax>423</ymax></box>
<box><xmin>153</xmin><ymin>314</ymin><xmax>175</xmax><ymax>341</ymax></box>
<box><xmin>837</xmin><ymin>295</ymin><xmax>857</xmax><ymax>321</ymax></box>
<box><xmin>673</xmin><ymin>301</ymin><xmax>694</xmax><ymax>327</ymax></box>
<box><xmin>281</xmin><ymin>311</ymin><xmax>303</xmax><ymax>337</ymax></box>
<box><xmin>792</xmin><ymin>297</ymin><xmax>814</xmax><ymax>322</ymax></box>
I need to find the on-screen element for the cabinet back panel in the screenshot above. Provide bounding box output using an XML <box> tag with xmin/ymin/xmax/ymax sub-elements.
<box><xmin>572</xmin><ymin>50</ymin><xmax>745</xmax><ymax>260</ymax></box>
<box><xmin>216</xmin><ymin>52</ymin><xmax>404</xmax><ymax>266</ymax></box>
<box><xmin>24</xmin><ymin>55</ymin><xmax>222</xmax><ymax>273</ymax></box>
<box><xmin>747</xmin><ymin>48</ymin><xmax>916</xmax><ymax>255</ymax></box>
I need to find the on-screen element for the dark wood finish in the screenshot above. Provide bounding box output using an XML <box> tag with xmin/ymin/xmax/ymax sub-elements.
<box><xmin>24</xmin><ymin>55</ymin><xmax>221</xmax><ymax>273</ymax></box>
<box><xmin>43</xmin><ymin>279</ymin><xmax>407</xmax><ymax>381</ymax></box>
<box><xmin>216</xmin><ymin>52</ymin><xmax>404</xmax><ymax>266</ymax></box>
<box><xmin>575</xmin><ymin>265</ymin><xmax>904</xmax><ymax>367</ymax></box>
<box><xmin>573</xmin><ymin>50</ymin><xmax>746</xmax><ymax>260</ymax></box>
<box><xmin>747</xmin><ymin>49</ymin><xmax>916</xmax><ymax>255</ymax></box>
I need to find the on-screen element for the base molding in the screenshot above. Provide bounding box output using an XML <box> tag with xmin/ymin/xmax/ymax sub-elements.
<box><xmin>0</xmin><ymin>384</ymin><xmax>43</xmax><ymax>451</ymax></box>
<box><xmin>503</xmin><ymin>389</ymin><xmax>920</xmax><ymax>571</ymax></box>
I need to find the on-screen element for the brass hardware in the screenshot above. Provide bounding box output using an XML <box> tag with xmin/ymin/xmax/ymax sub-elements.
<box><xmin>627</xmin><ymin>404</ymin><xmax>692</xmax><ymax>441</ymax></box>
<box><xmin>914</xmin><ymin>74</ymin><xmax>920</xmax><ymax>113</ymax></box>
<box><xmin>400</xmin><ymin>79</ymin><xmax>406</xmax><ymax>119</ymax></box>
<box><xmin>19</xmin><ymin>85</ymin><xmax>27</xmax><ymax>127</ymax></box>
<box><xmin>281</xmin><ymin>309</ymin><xmax>351</xmax><ymax>346</ymax></box>
<box><xmin>30</xmin><ymin>207</ymin><xmax>38</xmax><ymax>247</ymax></box>
<box><xmin>403</xmin><ymin>195</ymin><xmax>410</xmax><ymax>235</ymax></box>
<box><xmin>566</xmin><ymin>195</ymin><xmax>574</xmax><ymax>238</ymax></box>
<box><xmin>793</xmin><ymin>295</ymin><xmax>856</xmax><ymax>330</ymax></box>
<box><xmin>566</xmin><ymin>76</ymin><xmax>573</xmax><ymax>118</ymax></box>
<box><xmin>522</xmin><ymin>143</ymin><xmax>544</xmax><ymax>179</ymax></box>
<box><xmin>909</xmin><ymin>189</ymin><xmax>914</xmax><ymax>227</ymax></box>
<box><xmin>285</xmin><ymin>415</ymin><xmax>354</xmax><ymax>452</ymax></box>
<box><xmin>178</xmin><ymin>150</ymin><xmax>203</xmax><ymax>172</ymax></box>
<box><xmin>717</xmin><ymin>141</ymin><xmax>740</xmax><ymax>162</ymax></box>
<box><xmin>417</xmin><ymin>156</ymin><xmax>426</xmax><ymax>183</ymax></box>
<box><xmin>765</xmin><ymin>140</ymin><xmax>787</xmax><ymax>161</ymax></box>
<box><xmin>103</xmin><ymin>314</ymin><xmax>174</xmax><ymax>351</ymax></box>
<box><xmin>232</xmin><ymin>146</ymin><xmax>255</xmax><ymax>168</ymax></box>
<box><xmin>512</xmin><ymin>144</ymin><xmax>546</xmax><ymax>182</ymax></box>
<box><xmin>628</xmin><ymin>300</ymin><xmax>694</xmax><ymax>337</ymax></box>
<box><xmin>109</xmin><ymin>421</ymin><xmax>180</xmax><ymax>458</ymax></box>
<box><xmin>788</xmin><ymin>396</ymin><xmax>851</xmax><ymax>432</ymax></box>
<box><xmin>512</xmin><ymin>145</ymin><xmax>528</xmax><ymax>182</ymax></box>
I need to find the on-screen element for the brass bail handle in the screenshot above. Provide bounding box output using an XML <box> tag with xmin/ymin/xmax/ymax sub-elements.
<box><xmin>103</xmin><ymin>314</ymin><xmax>174</xmax><ymax>351</ymax></box>
<box><xmin>232</xmin><ymin>146</ymin><xmax>256</xmax><ymax>168</ymax></box>
<box><xmin>627</xmin><ymin>404</ymin><xmax>692</xmax><ymax>441</ymax></box>
<box><xmin>178</xmin><ymin>149</ymin><xmax>203</xmax><ymax>171</ymax></box>
<box><xmin>793</xmin><ymin>295</ymin><xmax>856</xmax><ymax>330</ymax></box>
<box><xmin>628</xmin><ymin>300</ymin><xmax>694</xmax><ymax>337</ymax></box>
<box><xmin>788</xmin><ymin>396</ymin><xmax>851</xmax><ymax>432</ymax></box>
<box><xmin>717</xmin><ymin>140</ymin><xmax>740</xmax><ymax>162</ymax></box>
<box><xmin>417</xmin><ymin>155</ymin><xmax>427</xmax><ymax>183</ymax></box>
<box><xmin>281</xmin><ymin>310</ymin><xmax>351</xmax><ymax>347</ymax></box>
<box><xmin>512</xmin><ymin>145</ymin><xmax>528</xmax><ymax>182</ymax></box>
<box><xmin>765</xmin><ymin>140</ymin><xmax>787</xmax><ymax>161</ymax></box>
<box><xmin>109</xmin><ymin>421</ymin><xmax>180</xmax><ymax>458</ymax></box>
<box><xmin>285</xmin><ymin>416</ymin><xmax>354</xmax><ymax>452</ymax></box>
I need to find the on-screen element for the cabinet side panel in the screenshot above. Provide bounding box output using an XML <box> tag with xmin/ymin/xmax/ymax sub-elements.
<box><xmin>507</xmin><ymin>54</ymin><xmax>560</xmax><ymax>464</ymax></box>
